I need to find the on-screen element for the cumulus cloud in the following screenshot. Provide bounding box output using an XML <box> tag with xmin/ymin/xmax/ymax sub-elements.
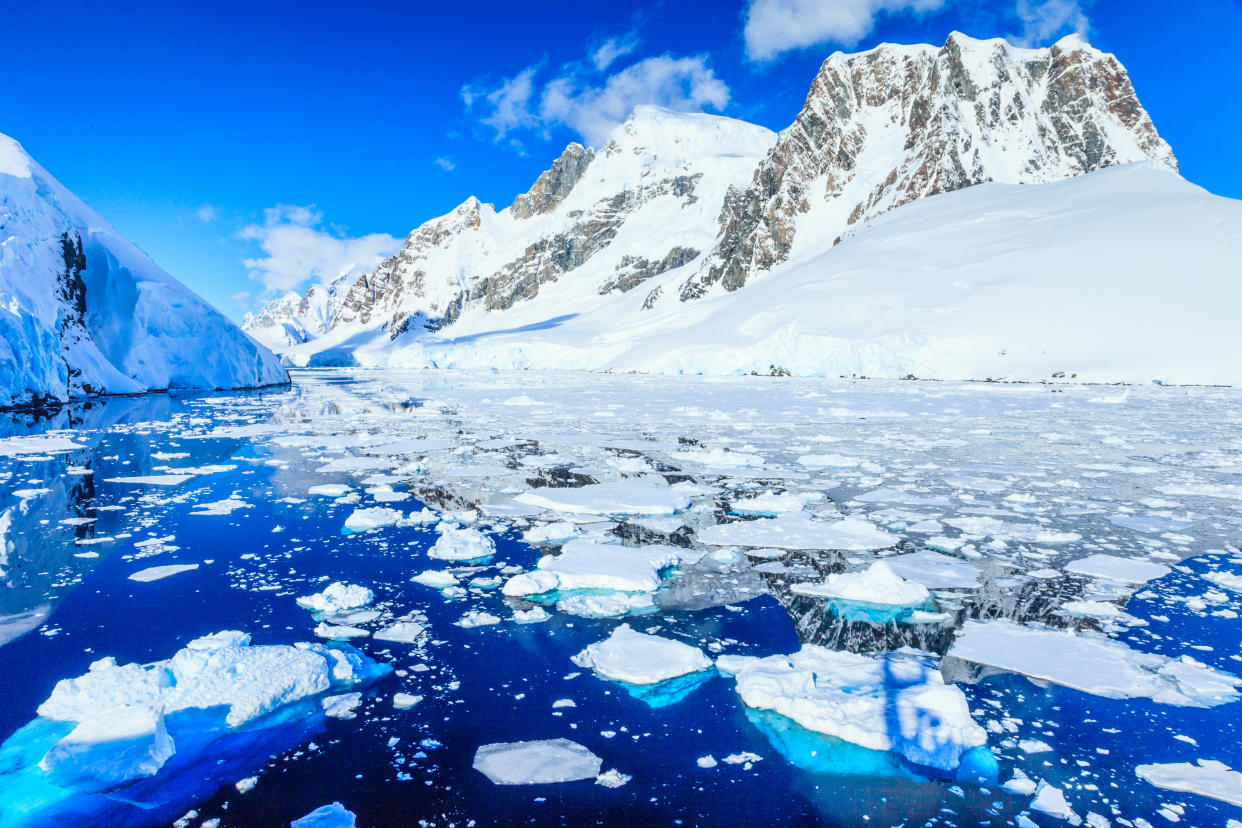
<box><xmin>463</xmin><ymin>40</ymin><xmax>730</xmax><ymax>149</ymax></box>
<box><xmin>240</xmin><ymin>205</ymin><xmax>399</xmax><ymax>294</ymax></box>
<box><xmin>743</xmin><ymin>0</ymin><xmax>947</xmax><ymax>61</ymax></box>
<box><xmin>1012</xmin><ymin>0</ymin><xmax>1090</xmax><ymax>46</ymax></box>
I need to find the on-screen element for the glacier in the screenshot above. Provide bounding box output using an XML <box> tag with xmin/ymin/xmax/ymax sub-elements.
<box><xmin>0</xmin><ymin>134</ymin><xmax>287</xmax><ymax>409</ymax></box>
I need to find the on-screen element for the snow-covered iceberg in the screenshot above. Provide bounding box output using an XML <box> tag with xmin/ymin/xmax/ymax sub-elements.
<box><xmin>717</xmin><ymin>646</ymin><xmax>989</xmax><ymax>774</ymax></box>
<box><xmin>472</xmin><ymin>739</ymin><xmax>603</xmax><ymax>785</ymax></box>
<box><xmin>0</xmin><ymin>631</ymin><xmax>389</xmax><ymax>826</ymax></box>
<box><xmin>0</xmin><ymin>134</ymin><xmax>287</xmax><ymax>408</ymax></box>
<box><xmin>573</xmin><ymin>624</ymin><xmax>714</xmax><ymax>706</ymax></box>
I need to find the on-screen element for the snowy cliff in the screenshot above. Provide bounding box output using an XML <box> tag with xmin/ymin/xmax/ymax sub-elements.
<box><xmin>0</xmin><ymin>135</ymin><xmax>288</xmax><ymax>408</ymax></box>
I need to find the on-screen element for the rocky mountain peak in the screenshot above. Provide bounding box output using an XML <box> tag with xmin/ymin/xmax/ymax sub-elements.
<box><xmin>510</xmin><ymin>143</ymin><xmax>595</xmax><ymax>220</ymax></box>
<box><xmin>677</xmin><ymin>32</ymin><xmax>1176</xmax><ymax>300</ymax></box>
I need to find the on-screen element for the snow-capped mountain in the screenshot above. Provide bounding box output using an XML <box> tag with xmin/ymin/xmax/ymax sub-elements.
<box><xmin>0</xmin><ymin>134</ymin><xmax>287</xmax><ymax>409</ymax></box>
<box><xmin>678</xmin><ymin>32</ymin><xmax>1175</xmax><ymax>298</ymax></box>
<box><xmin>248</xmin><ymin>106</ymin><xmax>776</xmax><ymax>361</ymax></box>
<box><xmin>242</xmin><ymin>279</ymin><xmax>349</xmax><ymax>352</ymax></box>
<box><xmin>247</xmin><ymin>33</ymin><xmax>1241</xmax><ymax>384</ymax></box>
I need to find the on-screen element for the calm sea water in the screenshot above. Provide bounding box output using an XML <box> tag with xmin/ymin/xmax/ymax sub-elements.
<box><xmin>0</xmin><ymin>373</ymin><xmax>1238</xmax><ymax>827</ymax></box>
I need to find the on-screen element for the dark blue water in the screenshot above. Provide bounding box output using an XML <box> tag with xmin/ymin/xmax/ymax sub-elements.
<box><xmin>0</xmin><ymin>387</ymin><xmax>1238</xmax><ymax>827</ymax></box>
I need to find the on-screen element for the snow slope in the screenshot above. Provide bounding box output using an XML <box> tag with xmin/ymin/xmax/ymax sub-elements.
<box><xmin>0</xmin><ymin>134</ymin><xmax>287</xmax><ymax>408</ymax></box>
<box><xmin>336</xmin><ymin>162</ymin><xmax>1242</xmax><ymax>385</ymax></box>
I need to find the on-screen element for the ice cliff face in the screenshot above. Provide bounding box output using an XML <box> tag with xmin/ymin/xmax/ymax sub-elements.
<box><xmin>0</xmin><ymin>135</ymin><xmax>288</xmax><ymax>408</ymax></box>
<box><xmin>679</xmin><ymin>32</ymin><xmax>1175</xmax><ymax>298</ymax></box>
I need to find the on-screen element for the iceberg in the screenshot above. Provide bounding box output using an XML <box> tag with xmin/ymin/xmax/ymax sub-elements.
<box><xmin>791</xmin><ymin>561</ymin><xmax>930</xmax><ymax>607</ymax></box>
<box><xmin>718</xmin><ymin>646</ymin><xmax>987</xmax><ymax>773</ymax></box>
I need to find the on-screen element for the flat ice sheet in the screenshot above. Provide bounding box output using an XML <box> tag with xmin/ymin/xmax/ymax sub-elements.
<box><xmin>948</xmin><ymin>620</ymin><xmax>1240</xmax><ymax>707</ymax></box>
<box><xmin>472</xmin><ymin>739</ymin><xmax>602</xmax><ymax>785</ymax></box>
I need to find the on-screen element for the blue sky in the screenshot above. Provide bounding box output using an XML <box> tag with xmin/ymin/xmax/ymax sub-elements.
<box><xmin>4</xmin><ymin>0</ymin><xmax>1240</xmax><ymax>321</ymax></box>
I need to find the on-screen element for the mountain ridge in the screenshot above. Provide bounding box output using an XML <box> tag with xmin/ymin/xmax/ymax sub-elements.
<box><xmin>242</xmin><ymin>33</ymin><xmax>1241</xmax><ymax>385</ymax></box>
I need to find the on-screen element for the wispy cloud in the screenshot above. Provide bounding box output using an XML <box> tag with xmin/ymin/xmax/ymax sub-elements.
<box><xmin>434</xmin><ymin>156</ymin><xmax>456</xmax><ymax>171</ymax></box>
<box><xmin>743</xmin><ymin>0</ymin><xmax>948</xmax><ymax>61</ymax></box>
<box><xmin>195</xmin><ymin>204</ymin><xmax>218</xmax><ymax>222</ymax></box>
<box><xmin>462</xmin><ymin>35</ymin><xmax>730</xmax><ymax>149</ymax></box>
<box><xmin>590</xmin><ymin>32</ymin><xmax>639</xmax><ymax>71</ymax></box>
<box><xmin>240</xmin><ymin>205</ymin><xmax>399</xmax><ymax>295</ymax></box>
<box><xmin>1012</xmin><ymin>0</ymin><xmax>1090</xmax><ymax>46</ymax></box>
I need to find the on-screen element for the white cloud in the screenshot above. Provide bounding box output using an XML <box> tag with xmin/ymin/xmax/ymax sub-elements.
<box><xmin>434</xmin><ymin>156</ymin><xmax>456</xmax><ymax>171</ymax></box>
<box><xmin>1012</xmin><ymin>0</ymin><xmax>1090</xmax><ymax>46</ymax></box>
<box><xmin>743</xmin><ymin>0</ymin><xmax>947</xmax><ymax>61</ymax></box>
<box><xmin>240</xmin><ymin>205</ymin><xmax>400</xmax><ymax>294</ymax></box>
<box><xmin>231</xmin><ymin>290</ymin><xmax>252</xmax><ymax>307</ymax></box>
<box><xmin>464</xmin><ymin>66</ymin><xmax>540</xmax><ymax>140</ymax></box>
<box><xmin>541</xmin><ymin>56</ymin><xmax>730</xmax><ymax>147</ymax></box>
<box><xmin>591</xmin><ymin>33</ymin><xmax>639</xmax><ymax>71</ymax></box>
<box><xmin>464</xmin><ymin>42</ymin><xmax>730</xmax><ymax>149</ymax></box>
<box><xmin>195</xmin><ymin>204</ymin><xmax>217</xmax><ymax>222</ymax></box>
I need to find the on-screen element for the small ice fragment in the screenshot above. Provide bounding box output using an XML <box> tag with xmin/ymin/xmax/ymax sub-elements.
<box><xmin>297</xmin><ymin>583</ymin><xmax>374</xmax><ymax>614</ymax></box>
<box><xmin>290</xmin><ymin>802</ymin><xmax>357</xmax><ymax>828</ymax></box>
<box><xmin>393</xmin><ymin>693</ymin><xmax>423</xmax><ymax>710</ymax></box>
<box><xmin>595</xmin><ymin>769</ymin><xmax>631</xmax><ymax>787</ymax></box>
<box><xmin>129</xmin><ymin>564</ymin><xmax>199</xmax><ymax>583</ymax></box>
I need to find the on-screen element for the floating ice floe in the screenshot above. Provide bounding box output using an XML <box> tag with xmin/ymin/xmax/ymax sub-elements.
<box><xmin>515</xmin><ymin>481</ymin><xmax>690</xmax><ymax>517</ymax></box>
<box><xmin>945</xmin><ymin>517</ymin><xmax>1080</xmax><ymax>544</ymax></box>
<box><xmin>0</xmin><ymin>630</ymin><xmax>387</xmax><ymax>815</ymax></box>
<box><xmin>129</xmin><ymin>564</ymin><xmax>199</xmax><ymax>583</ymax></box>
<box><xmin>574</xmin><ymin>624</ymin><xmax>713</xmax><ymax>686</ymax></box>
<box><xmin>411</xmin><ymin>570</ymin><xmax>458</xmax><ymax>589</ymax></box>
<box><xmin>717</xmin><ymin>646</ymin><xmax>988</xmax><ymax>773</ymax></box>
<box><xmin>791</xmin><ymin>561</ymin><xmax>930</xmax><ymax>607</ymax></box>
<box><xmin>574</xmin><ymin>625</ymin><xmax>715</xmax><ymax>707</ymax></box>
<box><xmin>308</xmin><ymin>483</ymin><xmax>352</xmax><ymax>497</ymax></box>
<box><xmin>290</xmin><ymin>801</ymin><xmax>357</xmax><ymax>828</ymax></box>
<box><xmin>730</xmin><ymin>491</ymin><xmax>822</xmax><ymax>517</ymax></box>
<box><xmin>522</xmin><ymin>521</ymin><xmax>580</xmax><ymax>545</ymax></box>
<box><xmin>0</xmin><ymin>435</ymin><xmax>83</xmax><ymax>457</ymax></box>
<box><xmin>455</xmin><ymin>611</ymin><xmax>500</xmax><ymax>628</ymax></box>
<box><xmin>190</xmin><ymin>497</ymin><xmax>251</xmax><ymax>516</ymax></box>
<box><xmin>428</xmin><ymin>524</ymin><xmax>495</xmax><ymax>561</ymax></box>
<box><xmin>1064</xmin><ymin>553</ymin><xmax>1171</xmax><ymax>584</ymax></box>
<box><xmin>104</xmin><ymin>474</ymin><xmax>196</xmax><ymax>486</ymax></box>
<box><xmin>698</xmin><ymin>515</ymin><xmax>896</xmax><ymax>551</ymax></box>
<box><xmin>882</xmin><ymin>550</ymin><xmax>981</xmax><ymax>589</ymax></box>
<box><xmin>502</xmin><ymin>539</ymin><xmax>701</xmax><ymax>597</ymax></box>
<box><xmin>1203</xmin><ymin>569</ymin><xmax>1242</xmax><ymax>592</ymax></box>
<box><xmin>342</xmin><ymin>506</ymin><xmax>406</xmax><ymax>533</ymax></box>
<box><xmin>472</xmin><ymin>739</ymin><xmax>603</xmax><ymax>785</ymax></box>
<box><xmin>297</xmin><ymin>583</ymin><xmax>374</xmax><ymax>614</ymax></box>
<box><xmin>392</xmin><ymin>693</ymin><xmax>422</xmax><ymax>710</ymax></box>
<box><xmin>947</xmin><ymin>620</ymin><xmax>1241</xmax><ymax>706</ymax></box>
<box><xmin>373</xmin><ymin>621</ymin><xmax>424</xmax><ymax>644</ymax></box>
<box><xmin>1030</xmin><ymin>780</ymin><xmax>1078</xmax><ymax>823</ymax></box>
<box><xmin>1135</xmin><ymin>759</ymin><xmax>1242</xmax><ymax>807</ymax></box>
<box><xmin>313</xmin><ymin>623</ymin><xmax>369</xmax><ymax>640</ymax></box>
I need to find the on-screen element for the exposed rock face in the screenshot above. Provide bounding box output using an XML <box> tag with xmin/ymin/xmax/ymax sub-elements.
<box><xmin>600</xmin><ymin>247</ymin><xmax>701</xmax><ymax>296</ymax></box>
<box><xmin>246</xmin><ymin>33</ymin><xmax>1177</xmax><ymax>370</ymax></box>
<box><xmin>678</xmin><ymin>32</ymin><xmax>1176</xmax><ymax>300</ymax></box>
<box><xmin>248</xmin><ymin>106</ymin><xmax>773</xmax><ymax>353</ymax></box>
<box><xmin>510</xmin><ymin>144</ymin><xmax>595</xmax><ymax>220</ymax></box>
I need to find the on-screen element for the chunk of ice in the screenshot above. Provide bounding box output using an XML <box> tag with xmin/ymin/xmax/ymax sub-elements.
<box><xmin>472</xmin><ymin>739</ymin><xmax>603</xmax><ymax>785</ymax></box>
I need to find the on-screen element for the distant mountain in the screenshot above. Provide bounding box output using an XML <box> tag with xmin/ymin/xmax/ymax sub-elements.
<box><xmin>246</xmin><ymin>33</ymin><xmax>1241</xmax><ymax>385</ymax></box>
<box><xmin>0</xmin><ymin>136</ymin><xmax>288</xmax><ymax>409</ymax></box>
